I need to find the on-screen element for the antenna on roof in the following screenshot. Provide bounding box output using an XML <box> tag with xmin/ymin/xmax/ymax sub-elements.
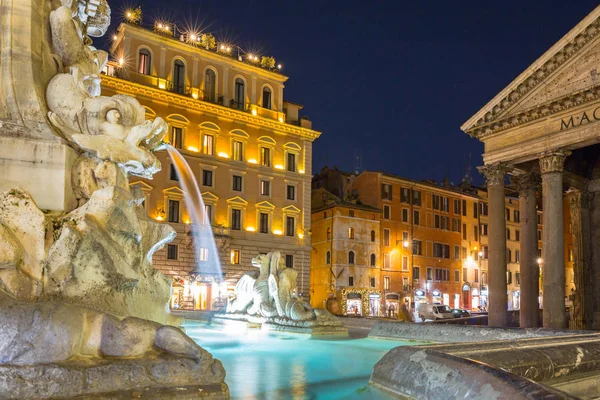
<box><xmin>353</xmin><ymin>148</ymin><xmax>362</xmax><ymax>175</ymax></box>
<box><xmin>460</xmin><ymin>153</ymin><xmax>473</xmax><ymax>188</ymax></box>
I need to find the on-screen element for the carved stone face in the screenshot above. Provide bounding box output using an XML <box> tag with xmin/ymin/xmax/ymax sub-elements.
<box><xmin>47</xmin><ymin>74</ymin><xmax>168</xmax><ymax>178</ymax></box>
<box><xmin>251</xmin><ymin>254</ymin><xmax>270</xmax><ymax>269</ymax></box>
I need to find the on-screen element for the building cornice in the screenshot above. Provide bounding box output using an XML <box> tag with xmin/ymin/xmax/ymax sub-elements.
<box><xmin>113</xmin><ymin>23</ymin><xmax>288</xmax><ymax>84</ymax></box>
<box><xmin>461</xmin><ymin>5</ymin><xmax>600</xmax><ymax>136</ymax></box>
<box><xmin>101</xmin><ymin>75</ymin><xmax>322</xmax><ymax>141</ymax></box>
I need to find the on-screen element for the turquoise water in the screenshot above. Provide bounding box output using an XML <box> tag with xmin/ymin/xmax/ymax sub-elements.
<box><xmin>184</xmin><ymin>322</ymin><xmax>418</xmax><ymax>400</ymax></box>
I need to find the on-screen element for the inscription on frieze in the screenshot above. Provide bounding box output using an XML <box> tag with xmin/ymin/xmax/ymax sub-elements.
<box><xmin>560</xmin><ymin>106</ymin><xmax>600</xmax><ymax>130</ymax></box>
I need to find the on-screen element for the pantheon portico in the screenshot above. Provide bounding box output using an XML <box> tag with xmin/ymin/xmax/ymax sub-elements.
<box><xmin>462</xmin><ymin>5</ymin><xmax>600</xmax><ymax>330</ymax></box>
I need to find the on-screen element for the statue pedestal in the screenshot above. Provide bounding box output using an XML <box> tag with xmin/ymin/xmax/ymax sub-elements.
<box><xmin>0</xmin><ymin>136</ymin><xmax>78</xmax><ymax>211</ymax></box>
<box><xmin>212</xmin><ymin>312</ymin><xmax>349</xmax><ymax>336</ymax></box>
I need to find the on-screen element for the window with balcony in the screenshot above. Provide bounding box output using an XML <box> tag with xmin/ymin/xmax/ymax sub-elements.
<box><xmin>172</xmin><ymin>59</ymin><xmax>185</xmax><ymax>94</ymax></box>
<box><xmin>138</xmin><ymin>49</ymin><xmax>151</xmax><ymax>75</ymax></box>
<box><xmin>204</xmin><ymin>69</ymin><xmax>216</xmax><ymax>103</ymax></box>
<box><xmin>234</xmin><ymin>78</ymin><xmax>245</xmax><ymax>110</ymax></box>
<box><xmin>262</xmin><ymin>87</ymin><xmax>272</xmax><ymax>110</ymax></box>
<box><xmin>259</xmin><ymin>212</ymin><xmax>269</xmax><ymax>233</ymax></box>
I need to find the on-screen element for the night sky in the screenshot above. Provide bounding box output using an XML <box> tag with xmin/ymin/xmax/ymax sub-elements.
<box><xmin>102</xmin><ymin>1</ymin><xmax>599</xmax><ymax>185</ymax></box>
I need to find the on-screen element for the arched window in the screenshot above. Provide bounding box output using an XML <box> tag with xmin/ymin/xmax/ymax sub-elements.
<box><xmin>370</xmin><ymin>254</ymin><xmax>376</xmax><ymax>266</ymax></box>
<box><xmin>371</xmin><ymin>230</ymin><xmax>375</xmax><ymax>242</ymax></box>
<box><xmin>172</xmin><ymin>59</ymin><xmax>185</xmax><ymax>94</ymax></box>
<box><xmin>348</xmin><ymin>227</ymin><xmax>355</xmax><ymax>239</ymax></box>
<box><xmin>348</xmin><ymin>251</ymin><xmax>355</xmax><ymax>264</ymax></box>
<box><xmin>326</xmin><ymin>251</ymin><xmax>331</xmax><ymax>264</ymax></box>
<box><xmin>204</xmin><ymin>69</ymin><xmax>216</xmax><ymax>103</ymax></box>
<box><xmin>138</xmin><ymin>49</ymin><xmax>151</xmax><ymax>75</ymax></box>
<box><xmin>234</xmin><ymin>78</ymin><xmax>245</xmax><ymax>110</ymax></box>
<box><xmin>262</xmin><ymin>87</ymin><xmax>272</xmax><ymax>109</ymax></box>
<box><xmin>327</xmin><ymin>227</ymin><xmax>331</xmax><ymax>240</ymax></box>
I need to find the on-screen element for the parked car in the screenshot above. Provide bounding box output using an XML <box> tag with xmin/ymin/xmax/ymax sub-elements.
<box><xmin>451</xmin><ymin>308</ymin><xmax>471</xmax><ymax>318</ymax></box>
<box><xmin>418</xmin><ymin>304</ymin><xmax>454</xmax><ymax>321</ymax></box>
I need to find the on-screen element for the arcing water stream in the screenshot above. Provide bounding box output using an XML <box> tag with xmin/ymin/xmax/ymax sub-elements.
<box><xmin>165</xmin><ymin>145</ymin><xmax>223</xmax><ymax>280</ymax></box>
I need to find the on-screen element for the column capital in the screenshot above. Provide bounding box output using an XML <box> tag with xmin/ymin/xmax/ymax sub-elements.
<box><xmin>511</xmin><ymin>173</ymin><xmax>541</xmax><ymax>195</ymax></box>
<box><xmin>478</xmin><ymin>163</ymin><xmax>512</xmax><ymax>186</ymax></box>
<box><xmin>539</xmin><ymin>150</ymin><xmax>571</xmax><ymax>174</ymax></box>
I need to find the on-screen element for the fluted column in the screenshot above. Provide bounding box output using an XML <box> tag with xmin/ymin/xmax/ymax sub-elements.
<box><xmin>566</xmin><ymin>189</ymin><xmax>590</xmax><ymax>329</ymax></box>
<box><xmin>539</xmin><ymin>150</ymin><xmax>570</xmax><ymax>329</ymax></box>
<box><xmin>479</xmin><ymin>163</ymin><xmax>511</xmax><ymax>327</ymax></box>
<box><xmin>512</xmin><ymin>173</ymin><xmax>541</xmax><ymax>327</ymax></box>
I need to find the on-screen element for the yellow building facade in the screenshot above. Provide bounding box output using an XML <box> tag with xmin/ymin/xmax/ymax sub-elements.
<box><xmin>101</xmin><ymin>22</ymin><xmax>321</xmax><ymax>311</ymax></box>
<box><xmin>310</xmin><ymin>189</ymin><xmax>382</xmax><ymax>316</ymax></box>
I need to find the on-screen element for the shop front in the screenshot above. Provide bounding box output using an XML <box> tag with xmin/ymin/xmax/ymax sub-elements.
<box><xmin>385</xmin><ymin>293</ymin><xmax>400</xmax><ymax>318</ymax></box>
<box><xmin>170</xmin><ymin>275</ymin><xmax>228</xmax><ymax>312</ymax></box>
<box><xmin>431</xmin><ymin>289</ymin><xmax>443</xmax><ymax>305</ymax></box>
<box><xmin>509</xmin><ymin>290</ymin><xmax>520</xmax><ymax>311</ymax></box>
<box><xmin>339</xmin><ymin>288</ymin><xmax>383</xmax><ymax>317</ymax></box>
<box><xmin>471</xmin><ymin>288</ymin><xmax>480</xmax><ymax>311</ymax></box>
<box><xmin>413</xmin><ymin>289</ymin><xmax>427</xmax><ymax>317</ymax></box>
<box><xmin>462</xmin><ymin>284</ymin><xmax>471</xmax><ymax>309</ymax></box>
<box><xmin>480</xmin><ymin>286</ymin><xmax>489</xmax><ymax>311</ymax></box>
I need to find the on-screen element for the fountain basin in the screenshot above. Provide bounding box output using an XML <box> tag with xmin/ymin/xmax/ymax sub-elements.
<box><xmin>212</xmin><ymin>312</ymin><xmax>349</xmax><ymax>336</ymax></box>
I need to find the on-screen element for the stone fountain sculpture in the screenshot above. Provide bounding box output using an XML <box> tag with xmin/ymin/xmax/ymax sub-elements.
<box><xmin>216</xmin><ymin>251</ymin><xmax>347</xmax><ymax>335</ymax></box>
<box><xmin>0</xmin><ymin>1</ymin><xmax>227</xmax><ymax>398</ymax></box>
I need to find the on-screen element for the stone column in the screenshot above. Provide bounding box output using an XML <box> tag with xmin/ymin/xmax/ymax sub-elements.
<box><xmin>512</xmin><ymin>173</ymin><xmax>541</xmax><ymax>328</ymax></box>
<box><xmin>539</xmin><ymin>150</ymin><xmax>570</xmax><ymax>329</ymax></box>
<box><xmin>479</xmin><ymin>163</ymin><xmax>511</xmax><ymax>327</ymax></box>
<box><xmin>566</xmin><ymin>189</ymin><xmax>590</xmax><ymax>329</ymax></box>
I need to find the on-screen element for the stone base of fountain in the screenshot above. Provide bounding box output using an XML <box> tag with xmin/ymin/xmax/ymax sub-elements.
<box><xmin>0</xmin><ymin>356</ymin><xmax>229</xmax><ymax>400</ymax></box>
<box><xmin>213</xmin><ymin>312</ymin><xmax>348</xmax><ymax>336</ymax></box>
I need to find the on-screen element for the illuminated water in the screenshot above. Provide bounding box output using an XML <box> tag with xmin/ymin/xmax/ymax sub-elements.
<box><xmin>165</xmin><ymin>145</ymin><xmax>222</xmax><ymax>278</ymax></box>
<box><xmin>185</xmin><ymin>321</ymin><xmax>419</xmax><ymax>399</ymax></box>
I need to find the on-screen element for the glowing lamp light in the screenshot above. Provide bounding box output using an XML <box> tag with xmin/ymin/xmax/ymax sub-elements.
<box><xmin>118</xmin><ymin>58</ymin><xmax>124</xmax><ymax>66</ymax></box>
<box><xmin>158</xmin><ymin>23</ymin><xmax>163</xmax><ymax>28</ymax></box>
<box><xmin>298</xmin><ymin>169</ymin><xmax>305</xmax><ymax>174</ymax></box>
<box><xmin>275</xmin><ymin>164</ymin><xmax>284</xmax><ymax>170</ymax></box>
<box><xmin>277</xmin><ymin>64</ymin><xmax>282</xmax><ymax>70</ymax></box>
<box><xmin>298</xmin><ymin>233</ymin><xmax>304</xmax><ymax>239</ymax></box>
<box><xmin>278</xmin><ymin>116</ymin><xmax>284</xmax><ymax>123</ymax></box>
<box><xmin>155</xmin><ymin>216</ymin><xmax>163</xmax><ymax>221</ymax></box>
<box><xmin>251</xmin><ymin>109</ymin><xmax>257</xmax><ymax>116</ymax></box>
<box><xmin>537</xmin><ymin>258</ymin><xmax>543</xmax><ymax>264</ymax></box>
<box><xmin>246</xmin><ymin>227</ymin><xmax>256</xmax><ymax>232</ymax></box>
<box><xmin>112</xmin><ymin>35</ymin><xmax>117</xmax><ymax>40</ymax></box>
<box><xmin>248</xmin><ymin>159</ymin><xmax>258</xmax><ymax>164</ymax></box>
<box><xmin>273</xmin><ymin>229</ymin><xmax>283</xmax><ymax>235</ymax></box>
<box><xmin>158</xmin><ymin>80</ymin><xmax>166</xmax><ymax>89</ymax></box>
<box><xmin>127</xmin><ymin>12</ymin><xmax>132</xmax><ymax>18</ymax></box>
<box><xmin>190</xmin><ymin>34</ymin><xmax>196</xmax><ymax>41</ymax></box>
<box><xmin>185</xmin><ymin>220</ymin><xmax>190</xmax><ymax>225</ymax></box>
<box><xmin>192</xmin><ymin>92</ymin><xmax>199</xmax><ymax>99</ymax></box>
<box><xmin>187</xmin><ymin>146</ymin><xmax>199</xmax><ymax>152</ymax></box>
<box><xmin>403</xmin><ymin>240</ymin><xmax>409</xmax><ymax>248</ymax></box>
<box><xmin>478</xmin><ymin>251</ymin><xmax>483</xmax><ymax>257</ymax></box>
<box><xmin>165</xmin><ymin>26</ymin><xmax>170</xmax><ymax>31</ymax></box>
<box><xmin>218</xmin><ymin>152</ymin><xmax>230</xmax><ymax>158</ymax></box>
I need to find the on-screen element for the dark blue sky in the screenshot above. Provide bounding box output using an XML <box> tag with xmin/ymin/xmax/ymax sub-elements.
<box><xmin>104</xmin><ymin>1</ymin><xmax>599</xmax><ymax>185</ymax></box>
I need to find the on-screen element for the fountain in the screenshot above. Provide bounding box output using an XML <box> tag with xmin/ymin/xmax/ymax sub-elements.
<box><xmin>214</xmin><ymin>251</ymin><xmax>348</xmax><ymax>335</ymax></box>
<box><xmin>0</xmin><ymin>1</ymin><xmax>227</xmax><ymax>398</ymax></box>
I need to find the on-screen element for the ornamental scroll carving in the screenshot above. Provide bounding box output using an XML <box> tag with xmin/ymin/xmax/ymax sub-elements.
<box><xmin>478</xmin><ymin>163</ymin><xmax>512</xmax><ymax>186</ymax></box>
<box><xmin>511</xmin><ymin>173</ymin><xmax>541</xmax><ymax>197</ymax></box>
<box><xmin>539</xmin><ymin>150</ymin><xmax>571</xmax><ymax>174</ymax></box>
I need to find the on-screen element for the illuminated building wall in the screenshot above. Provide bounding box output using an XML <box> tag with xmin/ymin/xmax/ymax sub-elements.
<box><xmin>101</xmin><ymin>22</ymin><xmax>321</xmax><ymax>309</ymax></box>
